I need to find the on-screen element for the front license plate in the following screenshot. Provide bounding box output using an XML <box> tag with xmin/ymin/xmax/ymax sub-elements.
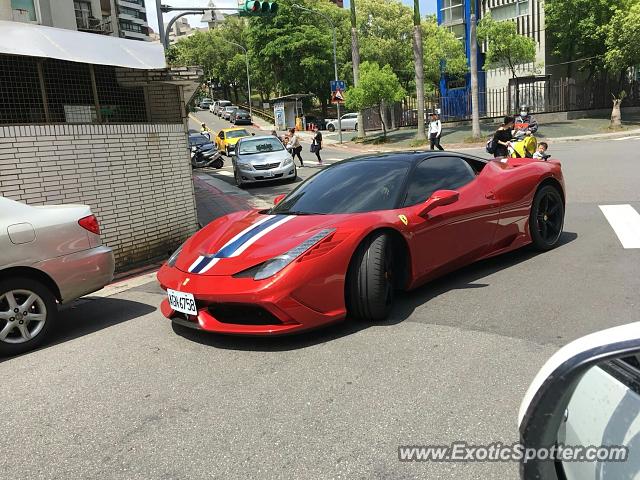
<box><xmin>167</xmin><ymin>289</ymin><xmax>198</xmax><ymax>315</ymax></box>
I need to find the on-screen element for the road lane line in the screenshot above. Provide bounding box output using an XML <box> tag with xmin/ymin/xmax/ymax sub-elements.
<box><xmin>613</xmin><ymin>136</ymin><xmax>640</xmax><ymax>141</ymax></box>
<box><xmin>599</xmin><ymin>204</ymin><xmax>640</xmax><ymax>249</ymax></box>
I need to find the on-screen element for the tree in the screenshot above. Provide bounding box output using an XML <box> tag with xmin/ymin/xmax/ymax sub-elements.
<box><xmin>412</xmin><ymin>0</ymin><xmax>427</xmax><ymax>141</ymax></box>
<box><xmin>604</xmin><ymin>1</ymin><xmax>640</xmax><ymax>127</ymax></box>
<box><xmin>476</xmin><ymin>15</ymin><xmax>536</xmax><ymax>79</ymax></box>
<box><xmin>350</xmin><ymin>0</ymin><xmax>366</xmax><ymax>138</ymax></box>
<box><xmin>545</xmin><ymin>0</ymin><xmax>616</xmax><ymax>78</ymax></box>
<box><xmin>421</xmin><ymin>16</ymin><xmax>467</xmax><ymax>88</ymax></box>
<box><xmin>469</xmin><ymin>11</ymin><xmax>481</xmax><ymax>139</ymax></box>
<box><xmin>345</xmin><ymin>62</ymin><xmax>406</xmax><ymax>139</ymax></box>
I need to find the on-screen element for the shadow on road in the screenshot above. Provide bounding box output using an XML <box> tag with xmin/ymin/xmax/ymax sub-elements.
<box><xmin>171</xmin><ymin>231</ymin><xmax>578</xmax><ymax>352</ymax></box>
<box><xmin>0</xmin><ymin>297</ymin><xmax>156</xmax><ymax>362</ymax></box>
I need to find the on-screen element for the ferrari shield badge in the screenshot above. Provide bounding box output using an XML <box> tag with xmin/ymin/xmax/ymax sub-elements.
<box><xmin>398</xmin><ymin>214</ymin><xmax>408</xmax><ymax>226</ymax></box>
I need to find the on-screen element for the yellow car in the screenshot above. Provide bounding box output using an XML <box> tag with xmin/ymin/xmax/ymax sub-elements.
<box><xmin>215</xmin><ymin>127</ymin><xmax>252</xmax><ymax>156</ymax></box>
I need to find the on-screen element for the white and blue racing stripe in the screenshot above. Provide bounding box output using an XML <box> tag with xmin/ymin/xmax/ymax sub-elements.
<box><xmin>188</xmin><ymin>215</ymin><xmax>295</xmax><ymax>274</ymax></box>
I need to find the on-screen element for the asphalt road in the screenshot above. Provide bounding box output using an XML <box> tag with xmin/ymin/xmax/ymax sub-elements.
<box><xmin>2</xmin><ymin>127</ymin><xmax>640</xmax><ymax>479</ymax></box>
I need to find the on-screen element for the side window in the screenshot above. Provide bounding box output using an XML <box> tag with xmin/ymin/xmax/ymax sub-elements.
<box><xmin>403</xmin><ymin>157</ymin><xmax>476</xmax><ymax>207</ymax></box>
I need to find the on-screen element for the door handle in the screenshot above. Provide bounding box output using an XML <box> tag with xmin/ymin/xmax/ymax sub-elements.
<box><xmin>485</xmin><ymin>190</ymin><xmax>496</xmax><ymax>200</ymax></box>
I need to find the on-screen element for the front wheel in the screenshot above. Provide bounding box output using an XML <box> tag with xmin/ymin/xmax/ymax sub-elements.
<box><xmin>234</xmin><ymin>168</ymin><xmax>244</xmax><ymax>188</ymax></box>
<box><xmin>354</xmin><ymin>123</ymin><xmax>358</xmax><ymax>131</ymax></box>
<box><xmin>346</xmin><ymin>232</ymin><xmax>395</xmax><ymax>321</ymax></box>
<box><xmin>212</xmin><ymin>158</ymin><xmax>224</xmax><ymax>169</ymax></box>
<box><xmin>225</xmin><ymin>146</ymin><xmax>230</xmax><ymax>156</ymax></box>
<box><xmin>530</xmin><ymin>185</ymin><xmax>564</xmax><ymax>251</ymax></box>
<box><xmin>0</xmin><ymin>277</ymin><xmax>58</xmax><ymax>356</ymax></box>
<box><xmin>327</xmin><ymin>124</ymin><xmax>335</xmax><ymax>132</ymax></box>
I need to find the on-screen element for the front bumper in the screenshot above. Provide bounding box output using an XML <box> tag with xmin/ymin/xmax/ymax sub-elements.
<box><xmin>237</xmin><ymin>164</ymin><xmax>296</xmax><ymax>183</ymax></box>
<box><xmin>156</xmin><ymin>260</ymin><xmax>347</xmax><ymax>336</ymax></box>
<box><xmin>35</xmin><ymin>245</ymin><xmax>115</xmax><ymax>303</ymax></box>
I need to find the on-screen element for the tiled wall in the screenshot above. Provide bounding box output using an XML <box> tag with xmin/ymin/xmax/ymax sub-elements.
<box><xmin>0</xmin><ymin>123</ymin><xmax>198</xmax><ymax>271</ymax></box>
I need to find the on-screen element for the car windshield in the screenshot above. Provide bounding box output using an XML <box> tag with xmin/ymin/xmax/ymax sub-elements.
<box><xmin>189</xmin><ymin>134</ymin><xmax>211</xmax><ymax>146</ymax></box>
<box><xmin>226</xmin><ymin>106</ymin><xmax>237</xmax><ymax>111</ymax></box>
<box><xmin>238</xmin><ymin>138</ymin><xmax>284</xmax><ymax>155</ymax></box>
<box><xmin>271</xmin><ymin>159</ymin><xmax>410</xmax><ymax>215</ymax></box>
<box><xmin>226</xmin><ymin>129</ymin><xmax>250</xmax><ymax>139</ymax></box>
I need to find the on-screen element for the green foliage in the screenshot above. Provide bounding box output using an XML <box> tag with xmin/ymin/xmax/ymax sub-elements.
<box><xmin>345</xmin><ymin>62</ymin><xmax>405</xmax><ymax>111</ymax></box>
<box><xmin>422</xmin><ymin>16</ymin><xmax>467</xmax><ymax>86</ymax></box>
<box><xmin>545</xmin><ymin>0</ymin><xmax>617</xmax><ymax>75</ymax></box>
<box><xmin>477</xmin><ymin>15</ymin><xmax>536</xmax><ymax>77</ymax></box>
<box><xmin>604</xmin><ymin>1</ymin><xmax>640</xmax><ymax>74</ymax></box>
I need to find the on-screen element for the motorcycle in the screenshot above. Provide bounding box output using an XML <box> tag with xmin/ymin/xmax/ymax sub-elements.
<box><xmin>508</xmin><ymin>133</ymin><xmax>538</xmax><ymax>158</ymax></box>
<box><xmin>191</xmin><ymin>144</ymin><xmax>224</xmax><ymax>169</ymax></box>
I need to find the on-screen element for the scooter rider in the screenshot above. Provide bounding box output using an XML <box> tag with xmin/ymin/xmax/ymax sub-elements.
<box><xmin>514</xmin><ymin>105</ymin><xmax>538</xmax><ymax>140</ymax></box>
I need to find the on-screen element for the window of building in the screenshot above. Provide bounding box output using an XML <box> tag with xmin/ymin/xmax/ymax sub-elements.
<box><xmin>490</xmin><ymin>0</ymin><xmax>529</xmax><ymax>21</ymax></box>
<box><xmin>440</xmin><ymin>0</ymin><xmax>464</xmax><ymax>25</ymax></box>
<box><xmin>74</xmin><ymin>0</ymin><xmax>92</xmax><ymax>29</ymax></box>
<box><xmin>120</xmin><ymin>21</ymin><xmax>143</xmax><ymax>33</ymax></box>
<box><xmin>448</xmin><ymin>23</ymin><xmax>466</xmax><ymax>43</ymax></box>
<box><xmin>11</xmin><ymin>0</ymin><xmax>38</xmax><ymax>21</ymax></box>
<box><xmin>119</xmin><ymin>6</ymin><xmax>147</xmax><ymax>21</ymax></box>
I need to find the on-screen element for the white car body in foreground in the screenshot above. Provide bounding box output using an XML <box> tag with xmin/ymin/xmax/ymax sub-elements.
<box><xmin>0</xmin><ymin>197</ymin><xmax>114</xmax><ymax>355</ymax></box>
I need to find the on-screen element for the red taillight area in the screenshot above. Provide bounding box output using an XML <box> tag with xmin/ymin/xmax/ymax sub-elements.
<box><xmin>299</xmin><ymin>232</ymin><xmax>349</xmax><ymax>262</ymax></box>
<box><xmin>78</xmin><ymin>214</ymin><xmax>100</xmax><ymax>235</ymax></box>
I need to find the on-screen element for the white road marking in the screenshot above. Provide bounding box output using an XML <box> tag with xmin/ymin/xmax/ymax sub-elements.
<box><xmin>214</xmin><ymin>170</ymin><xmax>234</xmax><ymax>177</ymax></box>
<box><xmin>599</xmin><ymin>204</ymin><xmax>640</xmax><ymax>249</ymax></box>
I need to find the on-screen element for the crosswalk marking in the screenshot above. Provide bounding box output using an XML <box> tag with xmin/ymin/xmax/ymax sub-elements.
<box><xmin>599</xmin><ymin>204</ymin><xmax>640</xmax><ymax>249</ymax></box>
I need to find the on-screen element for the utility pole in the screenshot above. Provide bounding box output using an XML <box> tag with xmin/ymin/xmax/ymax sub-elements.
<box><xmin>412</xmin><ymin>0</ymin><xmax>426</xmax><ymax>142</ymax></box>
<box><xmin>350</xmin><ymin>0</ymin><xmax>365</xmax><ymax>139</ymax></box>
<box><xmin>292</xmin><ymin>4</ymin><xmax>342</xmax><ymax>143</ymax></box>
<box><xmin>226</xmin><ymin>40</ymin><xmax>252</xmax><ymax>119</ymax></box>
<box><xmin>470</xmin><ymin>8</ymin><xmax>481</xmax><ymax>139</ymax></box>
<box><xmin>155</xmin><ymin>0</ymin><xmax>165</xmax><ymax>46</ymax></box>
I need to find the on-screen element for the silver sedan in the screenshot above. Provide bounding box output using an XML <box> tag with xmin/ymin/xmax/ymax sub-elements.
<box><xmin>232</xmin><ymin>135</ymin><xmax>297</xmax><ymax>187</ymax></box>
<box><xmin>0</xmin><ymin>197</ymin><xmax>114</xmax><ymax>356</ymax></box>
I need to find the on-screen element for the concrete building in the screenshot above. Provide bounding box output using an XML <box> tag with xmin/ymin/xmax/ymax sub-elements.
<box><xmin>201</xmin><ymin>0</ymin><xmax>225</xmax><ymax>29</ymax></box>
<box><xmin>168</xmin><ymin>17</ymin><xmax>208</xmax><ymax>44</ymax></box>
<box><xmin>0</xmin><ymin>22</ymin><xmax>201</xmax><ymax>270</ymax></box>
<box><xmin>0</xmin><ymin>0</ymin><xmax>150</xmax><ymax>40</ymax></box>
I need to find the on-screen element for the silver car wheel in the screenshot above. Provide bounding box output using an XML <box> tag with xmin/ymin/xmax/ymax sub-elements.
<box><xmin>0</xmin><ymin>289</ymin><xmax>47</xmax><ymax>344</ymax></box>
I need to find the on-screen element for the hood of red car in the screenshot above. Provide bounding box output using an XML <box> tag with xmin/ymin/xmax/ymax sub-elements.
<box><xmin>174</xmin><ymin>210</ymin><xmax>352</xmax><ymax>276</ymax></box>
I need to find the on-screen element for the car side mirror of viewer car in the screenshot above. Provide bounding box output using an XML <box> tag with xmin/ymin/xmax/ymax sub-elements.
<box><xmin>418</xmin><ymin>190</ymin><xmax>459</xmax><ymax>217</ymax></box>
<box><xmin>273</xmin><ymin>194</ymin><xmax>286</xmax><ymax>205</ymax></box>
<box><xmin>518</xmin><ymin>322</ymin><xmax>640</xmax><ymax>480</ymax></box>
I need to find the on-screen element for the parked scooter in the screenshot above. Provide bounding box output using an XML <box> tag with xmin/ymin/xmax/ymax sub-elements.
<box><xmin>191</xmin><ymin>145</ymin><xmax>224</xmax><ymax>169</ymax></box>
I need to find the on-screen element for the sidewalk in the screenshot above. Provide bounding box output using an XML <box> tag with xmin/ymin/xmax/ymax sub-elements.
<box><xmin>321</xmin><ymin>112</ymin><xmax>640</xmax><ymax>151</ymax></box>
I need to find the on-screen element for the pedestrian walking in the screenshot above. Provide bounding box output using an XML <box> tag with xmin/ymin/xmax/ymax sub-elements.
<box><xmin>428</xmin><ymin>113</ymin><xmax>444</xmax><ymax>151</ymax></box>
<box><xmin>311</xmin><ymin>125</ymin><xmax>323</xmax><ymax>164</ymax></box>
<box><xmin>492</xmin><ymin>116</ymin><xmax>515</xmax><ymax>158</ymax></box>
<box><xmin>286</xmin><ymin>128</ymin><xmax>304</xmax><ymax>167</ymax></box>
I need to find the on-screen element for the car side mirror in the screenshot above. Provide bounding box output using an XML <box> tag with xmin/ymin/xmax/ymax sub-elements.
<box><xmin>518</xmin><ymin>322</ymin><xmax>640</xmax><ymax>480</ymax></box>
<box><xmin>273</xmin><ymin>194</ymin><xmax>286</xmax><ymax>205</ymax></box>
<box><xmin>252</xmin><ymin>133</ymin><xmax>256</xmax><ymax>136</ymax></box>
<box><xmin>418</xmin><ymin>190</ymin><xmax>459</xmax><ymax>217</ymax></box>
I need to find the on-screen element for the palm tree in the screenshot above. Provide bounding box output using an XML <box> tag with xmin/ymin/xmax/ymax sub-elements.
<box><xmin>350</xmin><ymin>0</ymin><xmax>366</xmax><ymax>138</ymax></box>
<box><xmin>412</xmin><ymin>0</ymin><xmax>427</xmax><ymax>141</ymax></box>
<box><xmin>470</xmin><ymin>11</ymin><xmax>481</xmax><ymax>139</ymax></box>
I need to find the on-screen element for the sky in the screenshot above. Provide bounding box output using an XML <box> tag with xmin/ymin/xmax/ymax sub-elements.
<box><xmin>146</xmin><ymin>0</ymin><xmax>437</xmax><ymax>33</ymax></box>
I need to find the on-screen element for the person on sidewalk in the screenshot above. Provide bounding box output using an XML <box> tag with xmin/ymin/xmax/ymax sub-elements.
<box><xmin>428</xmin><ymin>113</ymin><xmax>444</xmax><ymax>151</ymax></box>
<box><xmin>287</xmin><ymin>128</ymin><xmax>304</xmax><ymax>167</ymax></box>
<box><xmin>311</xmin><ymin>125</ymin><xmax>323</xmax><ymax>164</ymax></box>
<box><xmin>493</xmin><ymin>116</ymin><xmax>515</xmax><ymax>158</ymax></box>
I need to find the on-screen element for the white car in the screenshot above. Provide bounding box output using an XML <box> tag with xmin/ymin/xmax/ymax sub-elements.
<box><xmin>0</xmin><ymin>197</ymin><xmax>114</xmax><ymax>356</ymax></box>
<box><xmin>232</xmin><ymin>135</ymin><xmax>296</xmax><ymax>187</ymax></box>
<box><xmin>326</xmin><ymin>112</ymin><xmax>358</xmax><ymax>132</ymax></box>
<box><xmin>519</xmin><ymin>322</ymin><xmax>640</xmax><ymax>479</ymax></box>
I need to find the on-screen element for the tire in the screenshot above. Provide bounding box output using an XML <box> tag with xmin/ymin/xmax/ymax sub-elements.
<box><xmin>354</xmin><ymin>123</ymin><xmax>358</xmax><ymax>132</ymax></box>
<box><xmin>225</xmin><ymin>146</ymin><xmax>230</xmax><ymax>156</ymax></box>
<box><xmin>0</xmin><ymin>277</ymin><xmax>58</xmax><ymax>356</ymax></box>
<box><xmin>213</xmin><ymin>158</ymin><xmax>224</xmax><ymax>169</ymax></box>
<box><xmin>346</xmin><ymin>232</ymin><xmax>395</xmax><ymax>321</ymax></box>
<box><xmin>529</xmin><ymin>184</ymin><xmax>564</xmax><ymax>251</ymax></box>
<box><xmin>328</xmin><ymin>124</ymin><xmax>335</xmax><ymax>132</ymax></box>
<box><xmin>234</xmin><ymin>168</ymin><xmax>244</xmax><ymax>188</ymax></box>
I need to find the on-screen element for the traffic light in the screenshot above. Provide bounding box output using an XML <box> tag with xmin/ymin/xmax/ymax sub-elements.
<box><xmin>240</xmin><ymin>1</ymin><xmax>277</xmax><ymax>16</ymax></box>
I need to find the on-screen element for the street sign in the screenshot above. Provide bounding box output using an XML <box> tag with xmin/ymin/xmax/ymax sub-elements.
<box><xmin>330</xmin><ymin>80</ymin><xmax>346</xmax><ymax>105</ymax></box>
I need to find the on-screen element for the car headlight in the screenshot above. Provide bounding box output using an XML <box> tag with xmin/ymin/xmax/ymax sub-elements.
<box><xmin>237</xmin><ymin>162</ymin><xmax>252</xmax><ymax>170</ymax></box>
<box><xmin>282</xmin><ymin>156</ymin><xmax>293</xmax><ymax>166</ymax></box>
<box><xmin>167</xmin><ymin>241</ymin><xmax>186</xmax><ymax>267</ymax></box>
<box><xmin>254</xmin><ymin>229</ymin><xmax>335</xmax><ymax>280</ymax></box>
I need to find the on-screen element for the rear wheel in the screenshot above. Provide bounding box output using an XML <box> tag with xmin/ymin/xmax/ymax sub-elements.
<box><xmin>530</xmin><ymin>185</ymin><xmax>564</xmax><ymax>251</ymax></box>
<box><xmin>354</xmin><ymin>122</ymin><xmax>358</xmax><ymax>131</ymax></box>
<box><xmin>213</xmin><ymin>158</ymin><xmax>224</xmax><ymax>169</ymax></box>
<box><xmin>0</xmin><ymin>277</ymin><xmax>57</xmax><ymax>356</ymax></box>
<box><xmin>328</xmin><ymin>124</ymin><xmax>335</xmax><ymax>132</ymax></box>
<box><xmin>234</xmin><ymin>168</ymin><xmax>244</xmax><ymax>188</ymax></box>
<box><xmin>346</xmin><ymin>232</ymin><xmax>395</xmax><ymax>321</ymax></box>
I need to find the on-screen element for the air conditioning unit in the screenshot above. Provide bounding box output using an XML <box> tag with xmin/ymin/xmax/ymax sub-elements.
<box><xmin>12</xmin><ymin>8</ymin><xmax>32</xmax><ymax>23</ymax></box>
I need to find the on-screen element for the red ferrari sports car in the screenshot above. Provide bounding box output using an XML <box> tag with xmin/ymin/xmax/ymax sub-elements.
<box><xmin>157</xmin><ymin>151</ymin><xmax>565</xmax><ymax>335</ymax></box>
